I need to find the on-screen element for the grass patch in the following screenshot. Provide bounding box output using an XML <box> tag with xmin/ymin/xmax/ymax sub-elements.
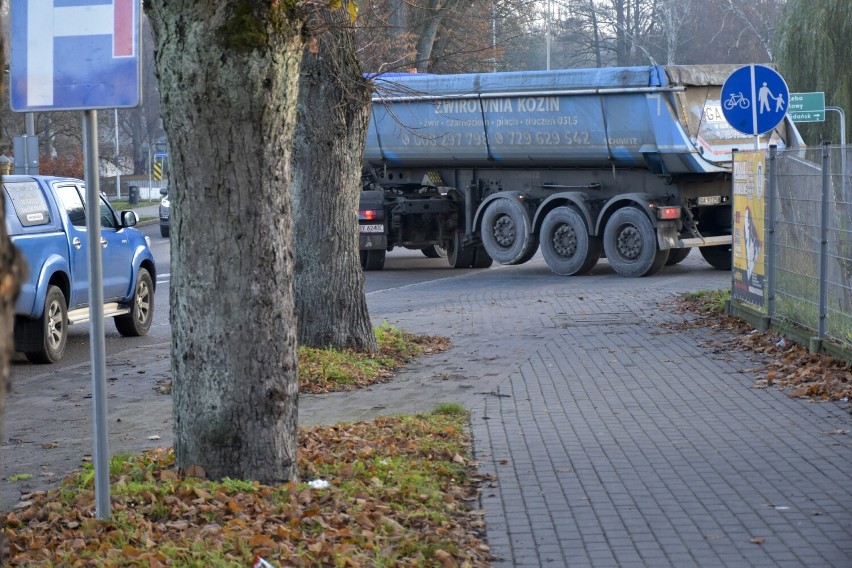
<box><xmin>5</xmin><ymin>409</ymin><xmax>492</xmax><ymax>567</ymax></box>
<box><xmin>299</xmin><ymin>322</ymin><xmax>450</xmax><ymax>394</ymax></box>
<box><xmin>681</xmin><ymin>289</ymin><xmax>730</xmax><ymax>315</ymax></box>
<box><xmin>7</xmin><ymin>473</ymin><xmax>32</xmax><ymax>483</ymax></box>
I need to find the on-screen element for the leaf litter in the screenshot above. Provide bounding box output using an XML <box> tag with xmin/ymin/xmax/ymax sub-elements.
<box><xmin>3</xmin><ymin>411</ymin><xmax>494</xmax><ymax>567</ymax></box>
<box><xmin>668</xmin><ymin>294</ymin><xmax>851</xmax><ymax>403</ymax></box>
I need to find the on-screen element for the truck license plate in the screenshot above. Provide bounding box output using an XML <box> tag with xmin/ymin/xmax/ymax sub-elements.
<box><xmin>359</xmin><ymin>224</ymin><xmax>384</xmax><ymax>233</ymax></box>
<box><xmin>698</xmin><ymin>196</ymin><xmax>722</xmax><ymax>205</ymax></box>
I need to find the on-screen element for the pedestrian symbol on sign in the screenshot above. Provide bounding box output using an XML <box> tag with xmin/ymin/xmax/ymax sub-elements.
<box><xmin>721</xmin><ymin>65</ymin><xmax>789</xmax><ymax>136</ymax></box>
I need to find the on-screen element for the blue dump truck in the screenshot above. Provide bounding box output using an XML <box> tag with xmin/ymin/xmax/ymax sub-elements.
<box><xmin>358</xmin><ymin>65</ymin><xmax>804</xmax><ymax>276</ymax></box>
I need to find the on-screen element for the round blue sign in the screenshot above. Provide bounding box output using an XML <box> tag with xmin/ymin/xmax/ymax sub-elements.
<box><xmin>721</xmin><ymin>65</ymin><xmax>789</xmax><ymax>135</ymax></box>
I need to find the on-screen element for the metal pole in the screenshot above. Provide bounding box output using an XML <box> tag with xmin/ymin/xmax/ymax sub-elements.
<box><xmin>818</xmin><ymin>141</ymin><xmax>830</xmax><ymax>341</ymax></box>
<box><xmin>24</xmin><ymin>114</ymin><xmax>36</xmax><ymax>174</ymax></box>
<box><xmin>826</xmin><ymin>106</ymin><xmax>847</xmax><ymax>211</ymax></box>
<box><xmin>148</xmin><ymin>145</ymin><xmax>153</xmax><ymax>194</ymax></box>
<box><xmin>545</xmin><ymin>0</ymin><xmax>551</xmax><ymax>70</ymax></box>
<box><xmin>491</xmin><ymin>0</ymin><xmax>497</xmax><ymax>73</ymax></box>
<box><xmin>767</xmin><ymin>145</ymin><xmax>777</xmax><ymax>318</ymax></box>
<box><xmin>82</xmin><ymin>110</ymin><xmax>111</xmax><ymax>519</ymax></box>
<box><xmin>114</xmin><ymin>109</ymin><xmax>121</xmax><ymax>198</ymax></box>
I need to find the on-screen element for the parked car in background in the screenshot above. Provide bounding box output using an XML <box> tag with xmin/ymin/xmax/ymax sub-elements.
<box><xmin>159</xmin><ymin>187</ymin><xmax>170</xmax><ymax>238</ymax></box>
<box><xmin>3</xmin><ymin>175</ymin><xmax>156</xmax><ymax>363</ymax></box>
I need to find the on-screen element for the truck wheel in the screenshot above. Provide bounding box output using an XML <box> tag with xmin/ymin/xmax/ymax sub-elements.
<box><xmin>700</xmin><ymin>245</ymin><xmax>732</xmax><ymax>270</ymax></box>
<box><xmin>666</xmin><ymin>247</ymin><xmax>691</xmax><ymax>265</ymax></box>
<box><xmin>360</xmin><ymin>249</ymin><xmax>386</xmax><ymax>271</ymax></box>
<box><xmin>21</xmin><ymin>285</ymin><xmax>68</xmax><ymax>364</ymax></box>
<box><xmin>540</xmin><ymin>207</ymin><xmax>601</xmax><ymax>276</ymax></box>
<box><xmin>447</xmin><ymin>236</ymin><xmax>474</xmax><ymax>268</ymax></box>
<box><xmin>471</xmin><ymin>246</ymin><xmax>494</xmax><ymax>268</ymax></box>
<box><xmin>480</xmin><ymin>198</ymin><xmax>534</xmax><ymax>265</ymax></box>
<box><xmin>422</xmin><ymin>245</ymin><xmax>447</xmax><ymax>258</ymax></box>
<box><xmin>160</xmin><ymin>225</ymin><xmax>170</xmax><ymax>238</ymax></box>
<box><xmin>603</xmin><ymin>207</ymin><xmax>669</xmax><ymax>277</ymax></box>
<box><xmin>115</xmin><ymin>268</ymin><xmax>155</xmax><ymax>337</ymax></box>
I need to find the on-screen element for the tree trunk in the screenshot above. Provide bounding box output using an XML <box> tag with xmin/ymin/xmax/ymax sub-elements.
<box><xmin>0</xmin><ymin>43</ymin><xmax>27</xmax><ymax>562</ymax></box>
<box><xmin>292</xmin><ymin>6</ymin><xmax>378</xmax><ymax>353</ymax></box>
<box><xmin>146</xmin><ymin>1</ymin><xmax>303</xmax><ymax>483</ymax></box>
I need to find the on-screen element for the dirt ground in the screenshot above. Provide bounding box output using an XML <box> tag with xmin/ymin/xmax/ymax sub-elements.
<box><xmin>1</xmin><ymin>343</ymin><xmax>173</xmax><ymax>511</ymax></box>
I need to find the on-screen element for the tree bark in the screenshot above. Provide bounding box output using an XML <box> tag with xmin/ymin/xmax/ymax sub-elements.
<box><xmin>146</xmin><ymin>1</ymin><xmax>303</xmax><ymax>483</ymax></box>
<box><xmin>0</xmin><ymin>43</ymin><xmax>27</xmax><ymax>562</ymax></box>
<box><xmin>292</xmin><ymin>7</ymin><xmax>378</xmax><ymax>353</ymax></box>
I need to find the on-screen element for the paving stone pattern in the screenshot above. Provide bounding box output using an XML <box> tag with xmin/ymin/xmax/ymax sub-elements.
<box><xmin>4</xmin><ymin>257</ymin><xmax>851</xmax><ymax>567</ymax></box>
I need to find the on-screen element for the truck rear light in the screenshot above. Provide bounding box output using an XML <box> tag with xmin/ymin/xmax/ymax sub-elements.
<box><xmin>359</xmin><ymin>209</ymin><xmax>382</xmax><ymax>221</ymax></box>
<box><xmin>657</xmin><ymin>206</ymin><xmax>681</xmax><ymax>220</ymax></box>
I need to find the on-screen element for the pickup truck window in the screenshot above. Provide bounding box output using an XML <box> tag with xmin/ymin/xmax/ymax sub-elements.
<box><xmin>3</xmin><ymin>181</ymin><xmax>51</xmax><ymax>227</ymax></box>
<box><xmin>99</xmin><ymin>198</ymin><xmax>118</xmax><ymax>229</ymax></box>
<box><xmin>54</xmin><ymin>184</ymin><xmax>86</xmax><ymax>227</ymax></box>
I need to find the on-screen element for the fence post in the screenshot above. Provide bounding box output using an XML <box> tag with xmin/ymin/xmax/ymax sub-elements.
<box><xmin>812</xmin><ymin>141</ymin><xmax>831</xmax><ymax>352</ymax></box>
<box><xmin>767</xmin><ymin>145</ymin><xmax>777</xmax><ymax>319</ymax></box>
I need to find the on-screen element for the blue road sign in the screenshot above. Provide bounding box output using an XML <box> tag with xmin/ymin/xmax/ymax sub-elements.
<box><xmin>10</xmin><ymin>0</ymin><xmax>140</xmax><ymax>112</ymax></box>
<box><xmin>721</xmin><ymin>65</ymin><xmax>789</xmax><ymax>136</ymax></box>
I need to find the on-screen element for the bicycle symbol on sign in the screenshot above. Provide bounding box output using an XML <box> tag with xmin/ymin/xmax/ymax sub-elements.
<box><xmin>724</xmin><ymin>92</ymin><xmax>750</xmax><ymax>111</ymax></box>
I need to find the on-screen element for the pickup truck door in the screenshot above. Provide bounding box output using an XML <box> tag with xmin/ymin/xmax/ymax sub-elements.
<box><xmin>95</xmin><ymin>194</ymin><xmax>135</xmax><ymax>301</ymax></box>
<box><xmin>52</xmin><ymin>184</ymin><xmax>90</xmax><ymax>308</ymax></box>
<box><xmin>53</xmin><ymin>184</ymin><xmax>135</xmax><ymax>303</ymax></box>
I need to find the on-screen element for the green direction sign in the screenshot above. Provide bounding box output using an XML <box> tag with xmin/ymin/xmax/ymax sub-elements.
<box><xmin>788</xmin><ymin>92</ymin><xmax>825</xmax><ymax>122</ymax></box>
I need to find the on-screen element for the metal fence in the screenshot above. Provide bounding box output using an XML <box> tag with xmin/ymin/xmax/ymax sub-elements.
<box><xmin>764</xmin><ymin>143</ymin><xmax>852</xmax><ymax>351</ymax></box>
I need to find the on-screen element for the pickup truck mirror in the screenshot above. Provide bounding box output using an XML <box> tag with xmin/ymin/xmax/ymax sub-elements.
<box><xmin>121</xmin><ymin>210</ymin><xmax>138</xmax><ymax>227</ymax></box>
<box><xmin>160</xmin><ymin>187</ymin><xmax>168</xmax><ymax>196</ymax></box>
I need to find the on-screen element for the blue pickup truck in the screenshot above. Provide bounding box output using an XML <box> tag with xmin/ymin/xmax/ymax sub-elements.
<box><xmin>3</xmin><ymin>175</ymin><xmax>156</xmax><ymax>363</ymax></box>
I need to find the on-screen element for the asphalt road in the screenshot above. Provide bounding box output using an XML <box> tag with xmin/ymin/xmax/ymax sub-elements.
<box><xmin>9</xmin><ymin>236</ymin><xmax>716</xmax><ymax>381</ymax></box>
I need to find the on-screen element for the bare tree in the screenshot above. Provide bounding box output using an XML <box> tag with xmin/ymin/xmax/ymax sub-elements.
<box><xmin>145</xmin><ymin>1</ymin><xmax>304</xmax><ymax>482</ymax></box>
<box><xmin>292</xmin><ymin>4</ymin><xmax>378</xmax><ymax>352</ymax></box>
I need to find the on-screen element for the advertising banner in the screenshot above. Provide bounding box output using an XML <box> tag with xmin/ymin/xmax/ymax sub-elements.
<box><xmin>732</xmin><ymin>152</ymin><xmax>766</xmax><ymax>309</ymax></box>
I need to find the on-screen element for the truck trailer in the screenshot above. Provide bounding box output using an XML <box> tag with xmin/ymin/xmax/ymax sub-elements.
<box><xmin>358</xmin><ymin>65</ymin><xmax>803</xmax><ymax>276</ymax></box>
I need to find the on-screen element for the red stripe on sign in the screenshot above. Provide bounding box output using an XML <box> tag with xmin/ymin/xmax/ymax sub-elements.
<box><xmin>114</xmin><ymin>0</ymin><xmax>134</xmax><ymax>57</ymax></box>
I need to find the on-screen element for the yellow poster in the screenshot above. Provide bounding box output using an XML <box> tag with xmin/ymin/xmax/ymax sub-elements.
<box><xmin>732</xmin><ymin>152</ymin><xmax>766</xmax><ymax>310</ymax></box>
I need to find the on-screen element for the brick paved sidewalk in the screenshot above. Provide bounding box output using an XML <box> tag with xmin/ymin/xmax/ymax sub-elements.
<box><xmin>4</xmin><ymin>256</ymin><xmax>850</xmax><ymax>567</ymax></box>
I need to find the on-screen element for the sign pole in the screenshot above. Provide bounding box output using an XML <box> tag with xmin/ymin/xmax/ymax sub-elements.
<box><xmin>82</xmin><ymin>110</ymin><xmax>111</xmax><ymax>519</ymax></box>
<box><xmin>826</xmin><ymin>106</ymin><xmax>847</xmax><ymax>208</ymax></box>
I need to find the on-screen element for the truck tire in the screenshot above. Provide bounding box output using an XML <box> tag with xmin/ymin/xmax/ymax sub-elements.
<box><xmin>480</xmin><ymin>198</ymin><xmax>535</xmax><ymax>265</ymax></box>
<box><xmin>448</xmin><ymin>235</ymin><xmax>474</xmax><ymax>268</ymax></box>
<box><xmin>471</xmin><ymin>246</ymin><xmax>494</xmax><ymax>268</ymax></box>
<box><xmin>20</xmin><ymin>285</ymin><xmax>68</xmax><ymax>364</ymax></box>
<box><xmin>665</xmin><ymin>247</ymin><xmax>691</xmax><ymax>265</ymax></box>
<box><xmin>603</xmin><ymin>207</ymin><xmax>669</xmax><ymax>277</ymax></box>
<box><xmin>540</xmin><ymin>206</ymin><xmax>601</xmax><ymax>276</ymax></box>
<box><xmin>115</xmin><ymin>268</ymin><xmax>155</xmax><ymax>337</ymax></box>
<box><xmin>422</xmin><ymin>245</ymin><xmax>447</xmax><ymax>258</ymax></box>
<box><xmin>160</xmin><ymin>225</ymin><xmax>170</xmax><ymax>238</ymax></box>
<box><xmin>360</xmin><ymin>249</ymin><xmax>386</xmax><ymax>271</ymax></box>
<box><xmin>700</xmin><ymin>245</ymin><xmax>732</xmax><ymax>270</ymax></box>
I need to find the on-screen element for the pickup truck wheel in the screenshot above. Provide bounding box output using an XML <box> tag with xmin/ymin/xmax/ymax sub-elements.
<box><xmin>540</xmin><ymin>207</ymin><xmax>601</xmax><ymax>275</ymax></box>
<box><xmin>360</xmin><ymin>249</ymin><xmax>386</xmax><ymax>271</ymax></box>
<box><xmin>115</xmin><ymin>268</ymin><xmax>154</xmax><ymax>337</ymax></box>
<box><xmin>666</xmin><ymin>247</ymin><xmax>691</xmax><ymax>265</ymax></box>
<box><xmin>481</xmin><ymin>198</ymin><xmax>534</xmax><ymax>265</ymax></box>
<box><xmin>603</xmin><ymin>207</ymin><xmax>669</xmax><ymax>277</ymax></box>
<box><xmin>22</xmin><ymin>285</ymin><xmax>67</xmax><ymax>364</ymax></box>
<box><xmin>160</xmin><ymin>225</ymin><xmax>170</xmax><ymax>238</ymax></box>
<box><xmin>700</xmin><ymin>245</ymin><xmax>732</xmax><ymax>270</ymax></box>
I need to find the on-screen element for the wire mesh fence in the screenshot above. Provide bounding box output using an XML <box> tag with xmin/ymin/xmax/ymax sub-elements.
<box><xmin>763</xmin><ymin>144</ymin><xmax>851</xmax><ymax>351</ymax></box>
